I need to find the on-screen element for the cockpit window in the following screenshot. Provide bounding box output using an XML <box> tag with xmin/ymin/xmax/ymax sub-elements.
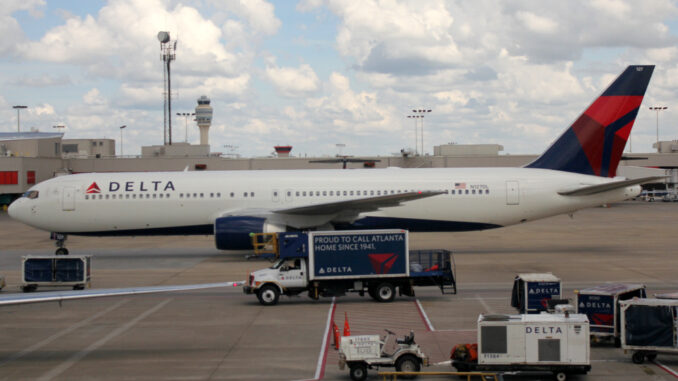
<box><xmin>23</xmin><ymin>190</ymin><xmax>39</xmax><ymax>199</ymax></box>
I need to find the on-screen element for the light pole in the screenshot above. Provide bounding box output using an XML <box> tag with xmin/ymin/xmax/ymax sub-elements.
<box><xmin>52</xmin><ymin>125</ymin><xmax>65</xmax><ymax>133</ymax></box>
<box><xmin>176</xmin><ymin>112</ymin><xmax>195</xmax><ymax>143</ymax></box>
<box><xmin>13</xmin><ymin>105</ymin><xmax>27</xmax><ymax>132</ymax></box>
<box><xmin>649</xmin><ymin>106</ymin><xmax>668</xmax><ymax>153</ymax></box>
<box><xmin>407</xmin><ymin>115</ymin><xmax>421</xmax><ymax>155</ymax></box>
<box><xmin>119</xmin><ymin>125</ymin><xmax>127</xmax><ymax>156</ymax></box>
<box><xmin>411</xmin><ymin>109</ymin><xmax>432</xmax><ymax>155</ymax></box>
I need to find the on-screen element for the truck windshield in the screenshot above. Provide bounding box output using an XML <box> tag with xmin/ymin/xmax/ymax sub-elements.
<box><xmin>270</xmin><ymin>259</ymin><xmax>285</xmax><ymax>269</ymax></box>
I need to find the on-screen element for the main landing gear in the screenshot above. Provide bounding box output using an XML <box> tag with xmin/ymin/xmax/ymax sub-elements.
<box><xmin>50</xmin><ymin>233</ymin><xmax>69</xmax><ymax>255</ymax></box>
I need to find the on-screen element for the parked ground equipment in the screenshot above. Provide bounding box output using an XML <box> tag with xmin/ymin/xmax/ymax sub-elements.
<box><xmin>511</xmin><ymin>273</ymin><xmax>562</xmax><ymax>314</ymax></box>
<box><xmin>620</xmin><ymin>298</ymin><xmax>678</xmax><ymax>364</ymax></box>
<box><xmin>22</xmin><ymin>255</ymin><xmax>91</xmax><ymax>292</ymax></box>
<box><xmin>451</xmin><ymin>313</ymin><xmax>591</xmax><ymax>381</ymax></box>
<box><xmin>575</xmin><ymin>283</ymin><xmax>646</xmax><ymax>346</ymax></box>
<box><xmin>338</xmin><ymin>329</ymin><xmax>428</xmax><ymax>381</ymax></box>
<box><xmin>243</xmin><ymin>230</ymin><xmax>456</xmax><ymax>306</ymax></box>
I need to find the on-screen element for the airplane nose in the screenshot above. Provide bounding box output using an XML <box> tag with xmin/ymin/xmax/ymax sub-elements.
<box><xmin>8</xmin><ymin>199</ymin><xmax>26</xmax><ymax>222</ymax></box>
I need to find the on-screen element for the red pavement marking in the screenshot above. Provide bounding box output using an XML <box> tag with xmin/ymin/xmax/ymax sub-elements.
<box><xmin>414</xmin><ymin>299</ymin><xmax>434</xmax><ymax>331</ymax></box>
<box><xmin>655</xmin><ymin>360</ymin><xmax>678</xmax><ymax>378</ymax></box>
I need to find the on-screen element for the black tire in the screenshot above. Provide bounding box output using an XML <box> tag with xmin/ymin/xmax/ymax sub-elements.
<box><xmin>257</xmin><ymin>284</ymin><xmax>280</xmax><ymax>306</ymax></box>
<box><xmin>646</xmin><ymin>352</ymin><xmax>657</xmax><ymax>362</ymax></box>
<box><xmin>22</xmin><ymin>285</ymin><xmax>37</xmax><ymax>293</ymax></box>
<box><xmin>374</xmin><ymin>282</ymin><xmax>395</xmax><ymax>303</ymax></box>
<box><xmin>614</xmin><ymin>337</ymin><xmax>621</xmax><ymax>348</ymax></box>
<box><xmin>555</xmin><ymin>371</ymin><xmax>567</xmax><ymax>381</ymax></box>
<box><xmin>55</xmin><ymin>248</ymin><xmax>69</xmax><ymax>255</ymax></box>
<box><xmin>367</xmin><ymin>286</ymin><xmax>377</xmax><ymax>300</ymax></box>
<box><xmin>349</xmin><ymin>362</ymin><xmax>368</xmax><ymax>381</ymax></box>
<box><xmin>632</xmin><ymin>351</ymin><xmax>645</xmax><ymax>364</ymax></box>
<box><xmin>396</xmin><ymin>354</ymin><xmax>420</xmax><ymax>378</ymax></box>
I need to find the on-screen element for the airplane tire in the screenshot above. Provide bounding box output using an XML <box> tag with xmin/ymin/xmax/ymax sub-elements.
<box><xmin>55</xmin><ymin>248</ymin><xmax>69</xmax><ymax>255</ymax></box>
<box><xmin>257</xmin><ymin>284</ymin><xmax>280</xmax><ymax>306</ymax></box>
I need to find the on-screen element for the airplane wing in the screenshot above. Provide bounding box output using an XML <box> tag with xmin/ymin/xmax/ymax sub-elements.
<box><xmin>275</xmin><ymin>190</ymin><xmax>444</xmax><ymax>215</ymax></box>
<box><xmin>0</xmin><ymin>281</ymin><xmax>244</xmax><ymax>306</ymax></box>
<box><xmin>558</xmin><ymin>176</ymin><xmax>666</xmax><ymax>196</ymax></box>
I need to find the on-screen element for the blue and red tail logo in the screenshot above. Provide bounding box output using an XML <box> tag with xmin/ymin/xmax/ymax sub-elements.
<box><xmin>527</xmin><ymin>65</ymin><xmax>654</xmax><ymax>177</ymax></box>
<box><xmin>368</xmin><ymin>253</ymin><xmax>398</xmax><ymax>274</ymax></box>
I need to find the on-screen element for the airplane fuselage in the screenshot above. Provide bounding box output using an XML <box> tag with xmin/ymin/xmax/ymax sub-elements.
<box><xmin>9</xmin><ymin>167</ymin><xmax>640</xmax><ymax>238</ymax></box>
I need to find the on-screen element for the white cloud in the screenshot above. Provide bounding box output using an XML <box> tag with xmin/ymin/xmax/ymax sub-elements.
<box><xmin>265</xmin><ymin>64</ymin><xmax>320</xmax><ymax>97</ymax></box>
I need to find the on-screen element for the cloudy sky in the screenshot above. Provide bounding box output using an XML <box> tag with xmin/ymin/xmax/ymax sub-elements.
<box><xmin>2</xmin><ymin>0</ymin><xmax>678</xmax><ymax>158</ymax></box>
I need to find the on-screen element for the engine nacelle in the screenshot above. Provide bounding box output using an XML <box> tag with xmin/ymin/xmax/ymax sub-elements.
<box><xmin>214</xmin><ymin>216</ymin><xmax>286</xmax><ymax>250</ymax></box>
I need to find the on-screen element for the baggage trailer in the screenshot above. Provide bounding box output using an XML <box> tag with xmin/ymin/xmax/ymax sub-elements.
<box><xmin>575</xmin><ymin>283</ymin><xmax>646</xmax><ymax>346</ymax></box>
<box><xmin>22</xmin><ymin>255</ymin><xmax>91</xmax><ymax>292</ymax></box>
<box><xmin>451</xmin><ymin>313</ymin><xmax>591</xmax><ymax>381</ymax></box>
<box><xmin>511</xmin><ymin>273</ymin><xmax>562</xmax><ymax>314</ymax></box>
<box><xmin>243</xmin><ymin>230</ymin><xmax>456</xmax><ymax>305</ymax></box>
<box><xmin>620</xmin><ymin>298</ymin><xmax>678</xmax><ymax>364</ymax></box>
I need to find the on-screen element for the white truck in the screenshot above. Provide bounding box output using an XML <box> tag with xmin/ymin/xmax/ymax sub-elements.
<box><xmin>338</xmin><ymin>329</ymin><xmax>428</xmax><ymax>381</ymax></box>
<box><xmin>451</xmin><ymin>313</ymin><xmax>591</xmax><ymax>381</ymax></box>
<box><xmin>243</xmin><ymin>230</ymin><xmax>456</xmax><ymax>306</ymax></box>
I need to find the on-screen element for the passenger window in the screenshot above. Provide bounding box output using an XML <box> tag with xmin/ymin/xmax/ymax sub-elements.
<box><xmin>323</xmin><ymin>191</ymin><xmax>327</xmax><ymax>196</ymax></box>
<box><xmin>230</xmin><ymin>192</ymin><xmax>235</xmax><ymax>197</ymax></box>
<box><xmin>296</xmin><ymin>191</ymin><xmax>300</xmax><ymax>197</ymax></box>
<box><xmin>85</xmin><ymin>195</ymin><xmax>89</xmax><ymax>200</ymax></box>
<box><xmin>251</xmin><ymin>192</ymin><xmax>254</xmax><ymax>197</ymax></box>
<box><xmin>153</xmin><ymin>194</ymin><xmax>157</xmax><ymax>198</ymax></box>
<box><xmin>244</xmin><ymin>192</ymin><xmax>248</xmax><ymax>197</ymax></box>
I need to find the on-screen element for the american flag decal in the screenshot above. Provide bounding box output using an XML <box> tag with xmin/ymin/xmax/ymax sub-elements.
<box><xmin>454</xmin><ymin>182</ymin><xmax>466</xmax><ymax>189</ymax></box>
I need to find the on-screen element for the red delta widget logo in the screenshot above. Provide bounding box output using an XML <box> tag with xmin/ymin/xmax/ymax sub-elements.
<box><xmin>368</xmin><ymin>253</ymin><xmax>398</xmax><ymax>274</ymax></box>
<box><xmin>86</xmin><ymin>182</ymin><xmax>101</xmax><ymax>194</ymax></box>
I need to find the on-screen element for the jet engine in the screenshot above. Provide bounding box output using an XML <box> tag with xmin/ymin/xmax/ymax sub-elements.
<box><xmin>214</xmin><ymin>216</ymin><xmax>286</xmax><ymax>250</ymax></box>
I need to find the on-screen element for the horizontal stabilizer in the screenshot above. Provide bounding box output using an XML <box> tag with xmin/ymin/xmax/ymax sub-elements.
<box><xmin>558</xmin><ymin>176</ymin><xmax>666</xmax><ymax>196</ymax></box>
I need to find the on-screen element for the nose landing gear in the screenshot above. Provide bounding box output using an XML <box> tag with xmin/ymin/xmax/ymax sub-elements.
<box><xmin>50</xmin><ymin>233</ymin><xmax>69</xmax><ymax>255</ymax></box>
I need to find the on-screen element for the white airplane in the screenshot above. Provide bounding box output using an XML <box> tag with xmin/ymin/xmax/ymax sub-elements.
<box><xmin>9</xmin><ymin>65</ymin><xmax>662</xmax><ymax>255</ymax></box>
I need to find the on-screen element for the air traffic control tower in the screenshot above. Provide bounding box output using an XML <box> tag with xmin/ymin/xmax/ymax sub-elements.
<box><xmin>195</xmin><ymin>95</ymin><xmax>213</xmax><ymax>146</ymax></box>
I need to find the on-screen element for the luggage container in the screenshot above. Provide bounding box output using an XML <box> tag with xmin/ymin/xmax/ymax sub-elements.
<box><xmin>451</xmin><ymin>313</ymin><xmax>591</xmax><ymax>380</ymax></box>
<box><xmin>575</xmin><ymin>283</ymin><xmax>646</xmax><ymax>346</ymax></box>
<box><xmin>22</xmin><ymin>255</ymin><xmax>91</xmax><ymax>292</ymax></box>
<box><xmin>620</xmin><ymin>298</ymin><xmax>678</xmax><ymax>364</ymax></box>
<box><xmin>511</xmin><ymin>273</ymin><xmax>562</xmax><ymax>314</ymax></box>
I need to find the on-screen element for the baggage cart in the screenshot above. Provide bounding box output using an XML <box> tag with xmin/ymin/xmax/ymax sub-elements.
<box><xmin>575</xmin><ymin>283</ymin><xmax>646</xmax><ymax>346</ymax></box>
<box><xmin>511</xmin><ymin>273</ymin><xmax>561</xmax><ymax>314</ymax></box>
<box><xmin>22</xmin><ymin>255</ymin><xmax>91</xmax><ymax>292</ymax></box>
<box><xmin>620</xmin><ymin>298</ymin><xmax>678</xmax><ymax>364</ymax></box>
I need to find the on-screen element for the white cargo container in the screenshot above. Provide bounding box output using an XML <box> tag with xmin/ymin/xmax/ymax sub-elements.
<box><xmin>452</xmin><ymin>313</ymin><xmax>591</xmax><ymax>381</ymax></box>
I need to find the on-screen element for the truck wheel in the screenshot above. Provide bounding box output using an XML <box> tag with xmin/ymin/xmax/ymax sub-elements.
<box><xmin>632</xmin><ymin>351</ymin><xmax>645</xmax><ymax>364</ymax></box>
<box><xmin>257</xmin><ymin>284</ymin><xmax>280</xmax><ymax>306</ymax></box>
<box><xmin>555</xmin><ymin>371</ymin><xmax>567</xmax><ymax>381</ymax></box>
<box><xmin>349</xmin><ymin>362</ymin><xmax>367</xmax><ymax>381</ymax></box>
<box><xmin>646</xmin><ymin>352</ymin><xmax>657</xmax><ymax>362</ymax></box>
<box><xmin>396</xmin><ymin>354</ymin><xmax>420</xmax><ymax>377</ymax></box>
<box><xmin>375</xmin><ymin>283</ymin><xmax>395</xmax><ymax>302</ymax></box>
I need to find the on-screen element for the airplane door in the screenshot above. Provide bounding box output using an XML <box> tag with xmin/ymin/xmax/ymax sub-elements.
<box><xmin>62</xmin><ymin>186</ymin><xmax>76</xmax><ymax>211</ymax></box>
<box><xmin>506</xmin><ymin>180</ymin><xmax>520</xmax><ymax>205</ymax></box>
<box><xmin>272</xmin><ymin>189</ymin><xmax>280</xmax><ymax>203</ymax></box>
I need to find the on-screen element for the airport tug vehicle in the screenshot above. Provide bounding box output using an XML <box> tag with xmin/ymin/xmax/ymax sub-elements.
<box><xmin>451</xmin><ymin>312</ymin><xmax>591</xmax><ymax>381</ymax></box>
<box><xmin>339</xmin><ymin>329</ymin><xmax>428</xmax><ymax>381</ymax></box>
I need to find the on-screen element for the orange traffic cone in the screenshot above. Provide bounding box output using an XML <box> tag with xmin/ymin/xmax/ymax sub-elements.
<box><xmin>344</xmin><ymin>312</ymin><xmax>351</xmax><ymax>336</ymax></box>
<box><xmin>333</xmin><ymin>322</ymin><xmax>341</xmax><ymax>349</ymax></box>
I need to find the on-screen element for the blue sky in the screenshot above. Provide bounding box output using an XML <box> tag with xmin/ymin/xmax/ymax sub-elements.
<box><xmin>2</xmin><ymin>0</ymin><xmax>678</xmax><ymax>157</ymax></box>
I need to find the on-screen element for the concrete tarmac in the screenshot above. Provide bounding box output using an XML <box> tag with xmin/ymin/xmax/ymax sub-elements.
<box><xmin>0</xmin><ymin>201</ymin><xmax>677</xmax><ymax>380</ymax></box>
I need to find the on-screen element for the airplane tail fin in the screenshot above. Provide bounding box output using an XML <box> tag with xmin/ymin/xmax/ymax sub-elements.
<box><xmin>526</xmin><ymin>65</ymin><xmax>654</xmax><ymax>177</ymax></box>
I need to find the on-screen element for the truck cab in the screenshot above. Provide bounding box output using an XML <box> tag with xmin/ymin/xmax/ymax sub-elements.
<box><xmin>245</xmin><ymin>257</ymin><xmax>308</xmax><ymax>305</ymax></box>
